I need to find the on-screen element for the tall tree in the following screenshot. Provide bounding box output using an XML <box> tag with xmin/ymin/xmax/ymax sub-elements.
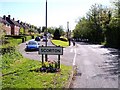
<box><xmin>53</xmin><ymin>28</ymin><xmax>61</xmax><ymax>39</ymax></box>
<box><xmin>106</xmin><ymin>0</ymin><xmax>120</xmax><ymax>48</ymax></box>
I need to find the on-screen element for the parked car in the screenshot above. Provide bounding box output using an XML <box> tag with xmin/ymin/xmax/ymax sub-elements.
<box><xmin>35</xmin><ymin>36</ymin><xmax>41</xmax><ymax>41</ymax></box>
<box><xmin>25</xmin><ymin>40</ymin><xmax>40</xmax><ymax>51</ymax></box>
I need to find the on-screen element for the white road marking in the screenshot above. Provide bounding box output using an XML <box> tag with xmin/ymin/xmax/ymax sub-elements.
<box><xmin>70</xmin><ymin>48</ymin><xmax>73</xmax><ymax>53</ymax></box>
<box><xmin>73</xmin><ymin>48</ymin><xmax>77</xmax><ymax>66</ymax></box>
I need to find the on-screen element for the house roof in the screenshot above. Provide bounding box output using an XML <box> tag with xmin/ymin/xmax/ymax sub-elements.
<box><xmin>20</xmin><ymin>22</ymin><xmax>29</xmax><ymax>29</ymax></box>
<box><xmin>6</xmin><ymin>17</ymin><xmax>21</xmax><ymax>27</ymax></box>
<box><xmin>11</xmin><ymin>19</ymin><xmax>21</xmax><ymax>27</ymax></box>
<box><xmin>0</xmin><ymin>17</ymin><xmax>10</xmax><ymax>25</ymax></box>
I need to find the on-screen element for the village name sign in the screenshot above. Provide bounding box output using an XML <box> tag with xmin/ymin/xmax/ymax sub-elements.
<box><xmin>38</xmin><ymin>46</ymin><xmax>63</xmax><ymax>69</ymax></box>
<box><xmin>39</xmin><ymin>46</ymin><xmax>63</xmax><ymax>55</ymax></box>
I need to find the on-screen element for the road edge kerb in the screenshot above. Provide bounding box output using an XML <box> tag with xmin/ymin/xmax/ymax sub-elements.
<box><xmin>65</xmin><ymin>65</ymin><xmax>77</xmax><ymax>88</ymax></box>
<box><xmin>50</xmin><ymin>39</ymin><xmax>56</xmax><ymax>46</ymax></box>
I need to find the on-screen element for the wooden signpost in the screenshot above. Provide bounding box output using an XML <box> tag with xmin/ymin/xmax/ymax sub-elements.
<box><xmin>38</xmin><ymin>45</ymin><xmax>63</xmax><ymax>69</ymax></box>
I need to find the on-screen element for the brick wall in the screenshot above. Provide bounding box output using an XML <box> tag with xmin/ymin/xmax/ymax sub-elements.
<box><xmin>14</xmin><ymin>25</ymin><xmax>20</xmax><ymax>35</ymax></box>
<box><xmin>2</xmin><ymin>24</ymin><xmax>11</xmax><ymax>35</ymax></box>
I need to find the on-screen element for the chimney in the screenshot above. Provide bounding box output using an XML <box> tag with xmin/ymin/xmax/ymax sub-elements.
<box><xmin>20</xmin><ymin>21</ymin><xmax>23</xmax><ymax>24</ymax></box>
<box><xmin>17</xmin><ymin>20</ymin><xmax>20</xmax><ymax>23</ymax></box>
<box><xmin>8</xmin><ymin>15</ymin><xmax>11</xmax><ymax>19</ymax></box>
<box><xmin>13</xmin><ymin>18</ymin><xmax>15</xmax><ymax>21</ymax></box>
<box><xmin>3</xmin><ymin>15</ymin><xmax>6</xmax><ymax>20</ymax></box>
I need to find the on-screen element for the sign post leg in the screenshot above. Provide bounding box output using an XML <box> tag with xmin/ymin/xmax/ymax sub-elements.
<box><xmin>58</xmin><ymin>55</ymin><xmax>60</xmax><ymax>69</ymax></box>
<box><xmin>42</xmin><ymin>54</ymin><xmax>44</xmax><ymax>66</ymax></box>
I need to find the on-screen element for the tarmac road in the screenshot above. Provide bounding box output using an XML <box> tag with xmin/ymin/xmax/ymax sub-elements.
<box><xmin>71</xmin><ymin>42</ymin><xmax>119</xmax><ymax>89</ymax></box>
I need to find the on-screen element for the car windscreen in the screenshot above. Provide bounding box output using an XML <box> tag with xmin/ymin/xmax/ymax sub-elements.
<box><xmin>28</xmin><ymin>41</ymin><xmax>37</xmax><ymax>45</ymax></box>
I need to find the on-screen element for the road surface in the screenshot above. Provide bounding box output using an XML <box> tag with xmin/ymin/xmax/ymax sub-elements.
<box><xmin>71</xmin><ymin>42</ymin><xmax>119</xmax><ymax>89</ymax></box>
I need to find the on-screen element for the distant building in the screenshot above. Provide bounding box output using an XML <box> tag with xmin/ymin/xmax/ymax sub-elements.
<box><xmin>5</xmin><ymin>15</ymin><xmax>21</xmax><ymax>35</ymax></box>
<box><xmin>0</xmin><ymin>16</ymin><xmax>11</xmax><ymax>35</ymax></box>
<box><xmin>1</xmin><ymin>15</ymin><xmax>36</xmax><ymax>36</ymax></box>
<box><xmin>19</xmin><ymin>21</ymin><xmax>29</xmax><ymax>35</ymax></box>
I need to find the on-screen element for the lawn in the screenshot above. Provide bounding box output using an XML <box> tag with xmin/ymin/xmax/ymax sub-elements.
<box><xmin>2</xmin><ymin>58</ymin><xmax>72</xmax><ymax>88</ymax></box>
<box><xmin>51</xmin><ymin>40</ymin><xmax>69</xmax><ymax>47</ymax></box>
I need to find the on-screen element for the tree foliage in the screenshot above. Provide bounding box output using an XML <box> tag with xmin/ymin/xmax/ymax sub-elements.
<box><xmin>106</xmin><ymin>0</ymin><xmax>120</xmax><ymax>48</ymax></box>
<box><xmin>73</xmin><ymin>1</ymin><xmax>120</xmax><ymax>48</ymax></box>
<box><xmin>53</xmin><ymin>26</ymin><xmax>65</xmax><ymax>39</ymax></box>
<box><xmin>37</xmin><ymin>27</ymin><xmax>41</xmax><ymax>34</ymax></box>
<box><xmin>53</xmin><ymin>28</ymin><xmax>61</xmax><ymax>39</ymax></box>
<box><xmin>19</xmin><ymin>27</ymin><xmax>25</xmax><ymax>35</ymax></box>
<box><xmin>48</xmin><ymin>27</ymin><xmax>55</xmax><ymax>35</ymax></box>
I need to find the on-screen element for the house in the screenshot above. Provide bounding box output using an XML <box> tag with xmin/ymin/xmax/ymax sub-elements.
<box><xmin>0</xmin><ymin>16</ymin><xmax>11</xmax><ymax>35</ymax></box>
<box><xmin>19</xmin><ymin>21</ymin><xmax>29</xmax><ymax>35</ymax></box>
<box><xmin>1</xmin><ymin>15</ymin><xmax>36</xmax><ymax>36</ymax></box>
<box><xmin>5</xmin><ymin>15</ymin><xmax>20</xmax><ymax>35</ymax></box>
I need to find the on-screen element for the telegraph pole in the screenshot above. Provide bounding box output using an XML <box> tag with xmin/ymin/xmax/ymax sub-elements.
<box><xmin>45</xmin><ymin>0</ymin><xmax>48</xmax><ymax>61</ymax></box>
<box><xmin>67</xmin><ymin>21</ymin><xmax>71</xmax><ymax>46</ymax></box>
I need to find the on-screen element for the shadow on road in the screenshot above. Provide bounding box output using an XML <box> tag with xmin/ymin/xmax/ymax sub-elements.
<box><xmin>100</xmin><ymin>46</ymin><xmax>120</xmax><ymax>76</ymax></box>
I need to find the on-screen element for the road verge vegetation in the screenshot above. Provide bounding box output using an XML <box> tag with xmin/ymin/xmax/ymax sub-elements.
<box><xmin>51</xmin><ymin>37</ymin><xmax>69</xmax><ymax>47</ymax></box>
<box><xmin>1</xmin><ymin>36</ymin><xmax>72</xmax><ymax>88</ymax></box>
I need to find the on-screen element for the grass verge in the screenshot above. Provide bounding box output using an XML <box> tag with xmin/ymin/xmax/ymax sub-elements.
<box><xmin>2</xmin><ymin>37</ymin><xmax>72</xmax><ymax>88</ymax></box>
<box><xmin>51</xmin><ymin>40</ymin><xmax>69</xmax><ymax>47</ymax></box>
<box><xmin>2</xmin><ymin>54</ymin><xmax>72</xmax><ymax>88</ymax></box>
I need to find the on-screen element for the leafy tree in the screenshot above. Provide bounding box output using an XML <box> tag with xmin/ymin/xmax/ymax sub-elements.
<box><xmin>58</xmin><ymin>26</ymin><xmax>65</xmax><ymax>36</ymax></box>
<box><xmin>86</xmin><ymin>4</ymin><xmax>105</xmax><ymax>43</ymax></box>
<box><xmin>47</xmin><ymin>27</ymin><xmax>55</xmax><ymax>34</ymax></box>
<box><xmin>37</xmin><ymin>27</ymin><xmax>41</xmax><ymax>34</ymax></box>
<box><xmin>105</xmin><ymin>0</ymin><xmax>120</xmax><ymax>48</ymax></box>
<box><xmin>53</xmin><ymin>28</ymin><xmax>61</xmax><ymax>39</ymax></box>
<box><xmin>42</xmin><ymin>26</ymin><xmax>46</xmax><ymax>32</ymax></box>
<box><xmin>19</xmin><ymin>27</ymin><xmax>25</xmax><ymax>35</ymax></box>
<box><xmin>73</xmin><ymin>4</ymin><xmax>111</xmax><ymax>43</ymax></box>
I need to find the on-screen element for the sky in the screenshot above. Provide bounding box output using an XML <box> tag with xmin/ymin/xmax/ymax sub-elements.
<box><xmin>0</xmin><ymin>0</ymin><xmax>112</xmax><ymax>30</ymax></box>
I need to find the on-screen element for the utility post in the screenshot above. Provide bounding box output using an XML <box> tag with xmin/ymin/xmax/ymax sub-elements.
<box><xmin>67</xmin><ymin>21</ymin><xmax>71</xmax><ymax>46</ymax></box>
<box><xmin>45</xmin><ymin>0</ymin><xmax>48</xmax><ymax>61</ymax></box>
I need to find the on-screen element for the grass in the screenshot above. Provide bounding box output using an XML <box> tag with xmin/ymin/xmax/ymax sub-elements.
<box><xmin>1</xmin><ymin>36</ymin><xmax>72</xmax><ymax>88</ymax></box>
<box><xmin>2</xmin><ymin>55</ymin><xmax>72</xmax><ymax>88</ymax></box>
<box><xmin>51</xmin><ymin>40</ymin><xmax>69</xmax><ymax>47</ymax></box>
